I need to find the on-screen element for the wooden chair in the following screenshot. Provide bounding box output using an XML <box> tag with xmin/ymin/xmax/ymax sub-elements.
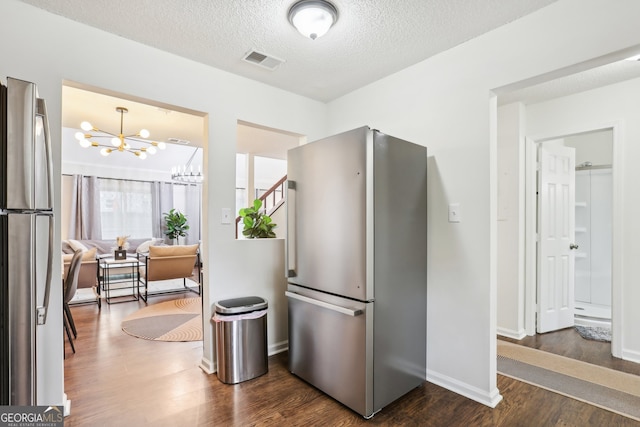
<box><xmin>63</xmin><ymin>249</ymin><xmax>83</xmax><ymax>355</ymax></box>
<box><xmin>137</xmin><ymin>244</ymin><xmax>201</xmax><ymax>302</ymax></box>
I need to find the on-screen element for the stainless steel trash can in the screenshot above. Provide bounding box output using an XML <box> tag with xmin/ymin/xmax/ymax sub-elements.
<box><xmin>214</xmin><ymin>296</ymin><xmax>268</xmax><ymax>384</ymax></box>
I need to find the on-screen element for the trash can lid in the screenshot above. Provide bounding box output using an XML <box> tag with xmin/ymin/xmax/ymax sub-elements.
<box><xmin>215</xmin><ymin>296</ymin><xmax>268</xmax><ymax>315</ymax></box>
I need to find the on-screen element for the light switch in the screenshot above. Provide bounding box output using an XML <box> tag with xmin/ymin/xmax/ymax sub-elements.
<box><xmin>448</xmin><ymin>203</ymin><xmax>461</xmax><ymax>223</ymax></box>
<box><xmin>221</xmin><ymin>208</ymin><xmax>232</xmax><ymax>224</ymax></box>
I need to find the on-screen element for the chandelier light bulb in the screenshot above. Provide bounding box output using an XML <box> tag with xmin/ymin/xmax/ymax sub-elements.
<box><xmin>139</xmin><ymin>129</ymin><xmax>150</xmax><ymax>138</ymax></box>
<box><xmin>79</xmin><ymin>139</ymin><xmax>92</xmax><ymax>148</ymax></box>
<box><xmin>80</xmin><ymin>121</ymin><xmax>93</xmax><ymax>131</ymax></box>
<box><xmin>111</xmin><ymin>137</ymin><xmax>120</xmax><ymax>147</ymax></box>
<box><xmin>100</xmin><ymin>148</ymin><xmax>111</xmax><ymax>156</ymax></box>
<box><xmin>74</xmin><ymin>132</ymin><xmax>84</xmax><ymax>141</ymax></box>
<box><xmin>138</xmin><ymin>152</ymin><xmax>147</xmax><ymax>160</ymax></box>
<box><xmin>147</xmin><ymin>146</ymin><xmax>157</xmax><ymax>155</ymax></box>
<box><xmin>157</xmin><ymin>142</ymin><xmax>167</xmax><ymax>150</ymax></box>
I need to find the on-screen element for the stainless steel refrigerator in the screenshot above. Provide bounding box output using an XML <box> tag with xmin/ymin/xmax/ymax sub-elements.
<box><xmin>286</xmin><ymin>126</ymin><xmax>427</xmax><ymax>418</ymax></box>
<box><xmin>0</xmin><ymin>77</ymin><xmax>54</xmax><ymax>405</ymax></box>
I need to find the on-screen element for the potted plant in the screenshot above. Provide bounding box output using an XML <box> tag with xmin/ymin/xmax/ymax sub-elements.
<box><xmin>163</xmin><ymin>208</ymin><xmax>189</xmax><ymax>244</ymax></box>
<box><xmin>239</xmin><ymin>199</ymin><xmax>277</xmax><ymax>238</ymax></box>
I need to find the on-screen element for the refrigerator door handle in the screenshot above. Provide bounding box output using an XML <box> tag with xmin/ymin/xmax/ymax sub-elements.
<box><xmin>285</xmin><ymin>180</ymin><xmax>296</xmax><ymax>278</ymax></box>
<box><xmin>36</xmin><ymin>214</ymin><xmax>54</xmax><ymax>325</ymax></box>
<box><xmin>36</xmin><ymin>97</ymin><xmax>53</xmax><ymax>209</ymax></box>
<box><xmin>285</xmin><ymin>291</ymin><xmax>363</xmax><ymax>316</ymax></box>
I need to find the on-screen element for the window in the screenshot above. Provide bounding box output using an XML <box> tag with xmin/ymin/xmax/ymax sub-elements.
<box><xmin>236</xmin><ymin>153</ymin><xmax>248</xmax><ymax>216</ymax></box>
<box><xmin>99</xmin><ymin>179</ymin><xmax>153</xmax><ymax>239</ymax></box>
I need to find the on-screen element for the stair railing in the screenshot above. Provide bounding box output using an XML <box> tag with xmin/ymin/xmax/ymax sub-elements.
<box><xmin>236</xmin><ymin>175</ymin><xmax>287</xmax><ymax>238</ymax></box>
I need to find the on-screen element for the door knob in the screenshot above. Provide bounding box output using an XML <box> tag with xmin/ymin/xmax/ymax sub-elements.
<box><xmin>569</xmin><ymin>243</ymin><xmax>579</xmax><ymax>250</ymax></box>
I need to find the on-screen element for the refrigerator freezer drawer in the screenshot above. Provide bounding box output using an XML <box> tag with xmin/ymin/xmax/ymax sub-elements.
<box><xmin>2</xmin><ymin>212</ymin><xmax>53</xmax><ymax>405</ymax></box>
<box><xmin>287</xmin><ymin>286</ymin><xmax>374</xmax><ymax>418</ymax></box>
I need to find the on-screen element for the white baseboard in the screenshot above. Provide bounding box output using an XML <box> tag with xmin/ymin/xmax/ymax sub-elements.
<box><xmin>269</xmin><ymin>340</ymin><xmax>288</xmax><ymax>356</ymax></box>
<box><xmin>574</xmin><ymin>317</ymin><xmax>611</xmax><ymax>329</ymax></box>
<box><xmin>621</xmin><ymin>348</ymin><xmax>640</xmax><ymax>364</ymax></box>
<box><xmin>63</xmin><ymin>393</ymin><xmax>71</xmax><ymax>417</ymax></box>
<box><xmin>199</xmin><ymin>356</ymin><xmax>215</xmax><ymax>374</ymax></box>
<box><xmin>427</xmin><ymin>369</ymin><xmax>503</xmax><ymax>408</ymax></box>
<box><xmin>497</xmin><ymin>327</ymin><xmax>527</xmax><ymax>340</ymax></box>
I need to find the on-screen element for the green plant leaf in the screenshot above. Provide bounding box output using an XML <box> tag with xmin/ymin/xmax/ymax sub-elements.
<box><xmin>239</xmin><ymin>199</ymin><xmax>277</xmax><ymax>238</ymax></box>
<box><xmin>163</xmin><ymin>208</ymin><xmax>189</xmax><ymax>239</ymax></box>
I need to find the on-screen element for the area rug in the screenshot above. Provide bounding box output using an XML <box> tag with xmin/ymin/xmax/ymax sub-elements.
<box><xmin>121</xmin><ymin>297</ymin><xmax>202</xmax><ymax>342</ymax></box>
<box><xmin>575</xmin><ymin>325</ymin><xmax>612</xmax><ymax>342</ymax></box>
<box><xmin>497</xmin><ymin>340</ymin><xmax>640</xmax><ymax>421</ymax></box>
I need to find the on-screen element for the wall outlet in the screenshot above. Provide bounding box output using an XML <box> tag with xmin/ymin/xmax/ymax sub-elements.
<box><xmin>221</xmin><ymin>208</ymin><xmax>232</xmax><ymax>224</ymax></box>
<box><xmin>448</xmin><ymin>203</ymin><xmax>461</xmax><ymax>223</ymax></box>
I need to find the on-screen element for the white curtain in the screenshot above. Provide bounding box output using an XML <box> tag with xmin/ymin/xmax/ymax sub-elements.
<box><xmin>68</xmin><ymin>175</ymin><xmax>102</xmax><ymax>239</ymax></box>
<box><xmin>68</xmin><ymin>176</ymin><xmax>201</xmax><ymax>244</ymax></box>
<box><xmin>151</xmin><ymin>181</ymin><xmax>174</xmax><ymax>244</ymax></box>
<box><xmin>182</xmin><ymin>183</ymin><xmax>201</xmax><ymax>245</ymax></box>
<box><xmin>98</xmin><ymin>178</ymin><xmax>153</xmax><ymax>239</ymax></box>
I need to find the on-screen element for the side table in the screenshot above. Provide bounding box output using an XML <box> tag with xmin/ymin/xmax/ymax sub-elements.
<box><xmin>97</xmin><ymin>256</ymin><xmax>141</xmax><ymax>304</ymax></box>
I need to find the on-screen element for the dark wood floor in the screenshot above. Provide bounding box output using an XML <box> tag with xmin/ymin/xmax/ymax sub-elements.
<box><xmin>64</xmin><ymin>298</ymin><xmax>640</xmax><ymax>426</ymax></box>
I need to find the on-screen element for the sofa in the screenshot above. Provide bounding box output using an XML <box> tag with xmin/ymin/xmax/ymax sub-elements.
<box><xmin>62</xmin><ymin>238</ymin><xmax>165</xmax><ymax>291</ymax></box>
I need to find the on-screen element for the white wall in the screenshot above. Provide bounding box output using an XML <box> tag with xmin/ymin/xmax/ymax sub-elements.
<box><xmin>61</xmin><ymin>175</ymin><xmax>74</xmax><ymax>240</ymax></box>
<box><xmin>565</xmin><ymin>129</ymin><xmax>613</xmax><ymax>167</ymax></box>
<box><xmin>496</xmin><ymin>103</ymin><xmax>526</xmax><ymax>339</ymax></box>
<box><xmin>1</xmin><ymin>0</ymin><xmax>327</xmax><ymax>407</ymax></box>
<box><xmin>328</xmin><ymin>0</ymin><xmax>640</xmax><ymax>407</ymax></box>
<box><xmin>526</xmin><ymin>76</ymin><xmax>640</xmax><ymax>363</ymax></box>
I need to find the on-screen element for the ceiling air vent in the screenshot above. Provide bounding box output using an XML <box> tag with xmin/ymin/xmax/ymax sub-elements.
<box><xmin>242</xmin><ymin>50</ymin><xmax>285</xmax><ymax>71</ymax></box>
<box><xmin>168</xmin><ymin>138</ymin><xmax>190</xmax><ymax>145</ymax></box>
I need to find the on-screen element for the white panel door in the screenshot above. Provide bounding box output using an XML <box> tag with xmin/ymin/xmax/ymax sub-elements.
<box><xmin>537</xmin><ymin>143</ymin><xmax>576</xmax><ymax>333</ymax></box>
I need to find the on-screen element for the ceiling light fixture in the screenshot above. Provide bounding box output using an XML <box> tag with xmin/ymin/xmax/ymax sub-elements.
<box><xmin>74</xmin><ymin>106</ymin><xmax>166</xmax><ymax>159</ymax></box>
<box><xmin>288</xmin><ymin>0</ymin><xmax>338</xmax><ymax>40</ymax></box>
<box><xmin>171</xmin><ymin>147</ymin><xmax>203</xmax><ymax>183</ymax></box>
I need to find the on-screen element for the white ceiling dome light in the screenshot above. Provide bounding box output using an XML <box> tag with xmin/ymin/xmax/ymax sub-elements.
<box><xmin>288</xmin><ymin>0</ymin><xmax>338</xmax><ymax>40</ymax></box>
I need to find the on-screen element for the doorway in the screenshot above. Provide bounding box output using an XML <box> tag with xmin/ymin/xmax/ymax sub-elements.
<box><xmin>524</xmin><ymin>124</ymin><xmax>622</xmax><ymax>358</ymax></box>
<box><xmin>235</xmin><ymin>121</ymin><xmax>303</xmax><ymax>239</ymax></box>
<box><xmin>60</xmin><ymin>81</ymin><xmax>209</xmax><ymax>405</ymax></box>
<box><xmin>568</xmin><ymin>131</ymin><xmax>613</xmax><ymax>328</ymax></box>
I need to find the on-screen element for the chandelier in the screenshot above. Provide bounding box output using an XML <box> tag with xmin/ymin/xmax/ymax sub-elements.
<box><xmin>171</xmin><ymin>147</ymin><xmax>203</xmax><ymax>183</ymax></box>
<box><xmin>74</xmin><ymin>106</ymin><xmax>166</xmax><ymax>159</ymax></box>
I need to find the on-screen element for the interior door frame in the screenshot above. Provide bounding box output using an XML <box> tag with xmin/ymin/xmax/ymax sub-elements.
<box><xmin>523</xmin><ymin>121</ymin><xmax>623</xmax><ymax>358</ymax></box>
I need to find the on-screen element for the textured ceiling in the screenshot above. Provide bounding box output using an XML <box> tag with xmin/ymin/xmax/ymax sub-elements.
<box><xmin>19</xmin><ymin>0</ymin><xmax>559</xmax><ymax>102</ymax></box>
<box><xmin>20</xmin><ymin>0</ymin><xmax>640</xmax><ymax>173</ymax></box>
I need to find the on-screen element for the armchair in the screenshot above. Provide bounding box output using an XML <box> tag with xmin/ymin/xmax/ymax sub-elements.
<box><xmin>137</xmin><ymin>244</ymin><xmax>201</xmax><ymax>302</ymax></box>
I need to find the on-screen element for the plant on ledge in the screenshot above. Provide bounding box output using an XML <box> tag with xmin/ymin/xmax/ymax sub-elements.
<box><xmin>239</xmin><ymin>199</ymin><xmax>277</xmax><ymax>238</ymax></box>
<box><xmin>163</xmin><ymin>208</ymin><xmax>189</xmax><ymax>243</ymax></box>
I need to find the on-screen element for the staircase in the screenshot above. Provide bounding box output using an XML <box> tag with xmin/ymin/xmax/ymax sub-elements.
<box><xmin>236</xmin><ymin>175</ymin><xmax>287</xmax><ymax>238</ymax></box>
